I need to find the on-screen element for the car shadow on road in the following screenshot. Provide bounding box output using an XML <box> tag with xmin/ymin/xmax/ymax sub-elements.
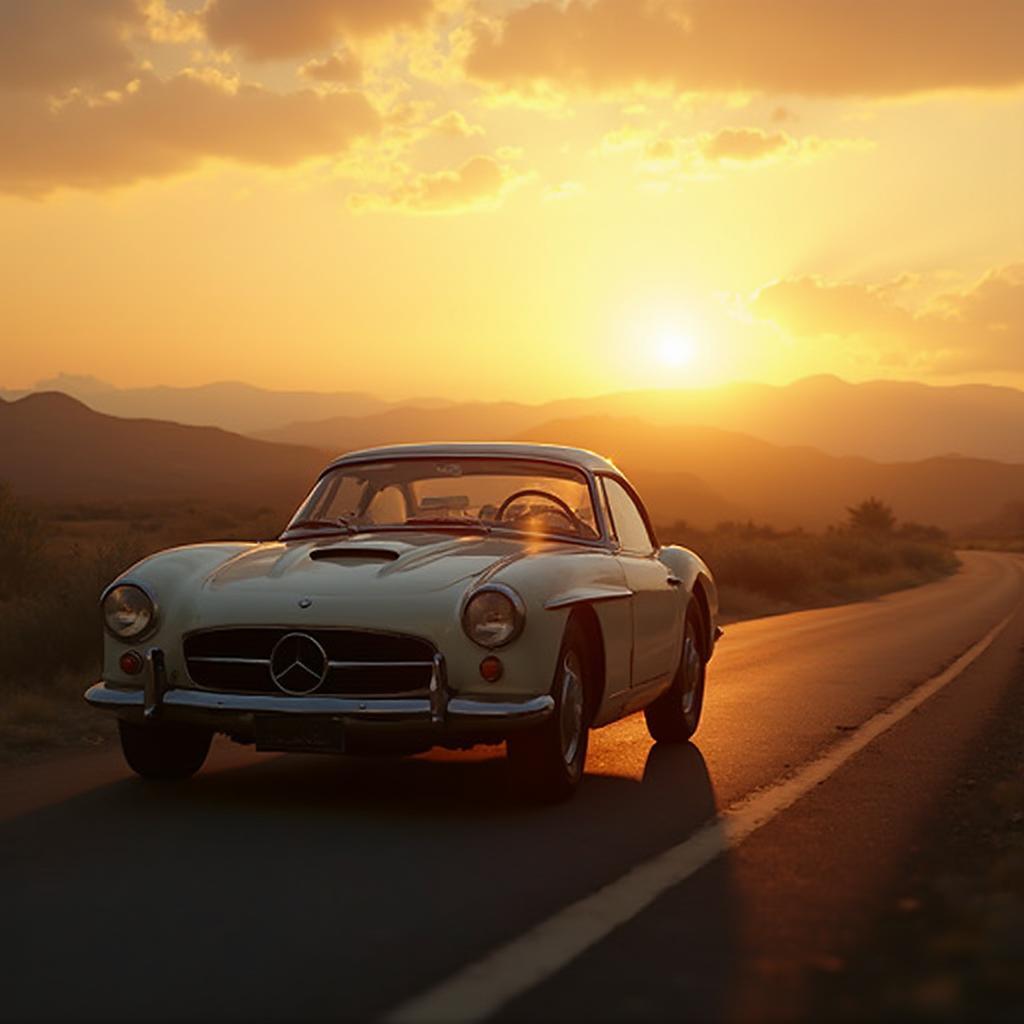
<box><xmin>1</xmin><ymin>738</ymin><xmax>742</xmax><ymax>1022</ymax></box>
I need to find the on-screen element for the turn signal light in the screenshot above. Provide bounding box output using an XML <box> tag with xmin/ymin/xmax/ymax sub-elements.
<box><xmin>119</xmin><ymin>650</ymin><xmax>145</xmax><ymax>676</ymax></box>
<box><xmin>479</xmin><ymin>656</ymin><xmax>503</xmax><ymax>682</ymax></box>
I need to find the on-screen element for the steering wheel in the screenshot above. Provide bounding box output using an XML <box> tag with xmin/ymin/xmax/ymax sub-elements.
<box><xmin>495</xmin><ymin>489</ymin><xmax>585</xmax><ymax>535</ymax></box>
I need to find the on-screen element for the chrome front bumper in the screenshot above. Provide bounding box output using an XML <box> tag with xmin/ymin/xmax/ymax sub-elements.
<box><xmin>88</xmin><ymin>645</ymin><xmax>553</xmax><ymax>746</ymax></box>
<box><xmin>84</xmin><ymin>682</ymin><xmax>554</xmax><ymax>738</ymax></box>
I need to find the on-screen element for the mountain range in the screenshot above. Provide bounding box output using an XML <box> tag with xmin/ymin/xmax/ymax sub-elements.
<box><xmin>0</xmin><ymin>392</ymin><xmax>323</xmax><ymax>508</ymax></box>
<box><xmin>0</xmin><ymin>373</ymin><xmax>449</xmax><ymax>436</ymax></box>
<box><xmin>257</xmin><ymin>375</ymin><xmax>1024</xmax><ymax>465</ymax></box>
<box><xmin>4</xmin><ymin>390</ymin><xmax>1024</xmax><ymax>532</ymax></box>
<box><xmin>6</xmin><ymin>373</ymin><xmax>1023</xmax><ymax>464</ymax></box>
<box><xmin>518</xmin><ymin>417</ymin><xmax>1024</xmax><ymax>531</ymax></box>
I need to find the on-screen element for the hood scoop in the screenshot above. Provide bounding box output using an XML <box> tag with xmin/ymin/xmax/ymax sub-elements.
<box><xmin>310</xmin><ymin>547</ymin><xmax>400</xmax><ymax>563</ymax></box>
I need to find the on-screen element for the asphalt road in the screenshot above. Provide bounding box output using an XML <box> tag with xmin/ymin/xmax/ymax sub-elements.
<box><xmin>3</xmin><ymin>550</ymin><xmax>1023</xmax><ymax>1023</ymax></box>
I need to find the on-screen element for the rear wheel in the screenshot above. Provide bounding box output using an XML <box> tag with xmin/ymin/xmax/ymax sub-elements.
<box><xmin>507</xmin><ymin>620</ymin><xmax>591</xmax><ymax>802</ymax></box>
<box><xmin>118</xmin><ymin>719</ymin><xmax>212</xmax><ymax>780</ymax></box>
<box><xmin>644</xmin><ymin>606</ymin><xmax>706</xmax><ymax>743</ymax></box>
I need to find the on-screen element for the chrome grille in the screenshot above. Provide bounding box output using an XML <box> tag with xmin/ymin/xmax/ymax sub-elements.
<box><xmin>183</xmin><ymin>628</ymin><xmax>436</xmax><ymax>697</ymax></box>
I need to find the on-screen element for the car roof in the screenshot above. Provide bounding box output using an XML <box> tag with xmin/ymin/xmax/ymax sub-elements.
<box><xmin>323</xmin><ymin>442</ymin><xmax>620</xmax><ymax>476</ymax></box>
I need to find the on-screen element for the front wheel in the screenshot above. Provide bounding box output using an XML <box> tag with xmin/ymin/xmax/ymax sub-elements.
<box><xmin>644</xmin><ymin>606</ymin><xmax>706</xmax><ymax>743</ymax></box>
<box><xmin>118</xmin><ymin>719</ymin><xmax>212</xmax><ymax>780</ymax></box>
<box><xmin>507</xmin><ymin>620</ymin><xmax>591</xmax><ymax>802</ymax></box>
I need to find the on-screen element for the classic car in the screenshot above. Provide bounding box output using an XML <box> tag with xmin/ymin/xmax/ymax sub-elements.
<box><xmin>86</xmin><ymin>443</ymin><xmax>720</xmax><ymax>800</ymax></box>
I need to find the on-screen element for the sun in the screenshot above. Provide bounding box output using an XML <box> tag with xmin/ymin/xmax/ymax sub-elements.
<box><xmin>653</xmin><ymin>325</ymin><xmax>698</xmax><ymax>369</ymax></box>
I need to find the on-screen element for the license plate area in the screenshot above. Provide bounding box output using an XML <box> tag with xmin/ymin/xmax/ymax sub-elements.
<box><xmin>254</xmin><ymin>715</ymin><xmax>346</xmax><ymax>753</ymax></box>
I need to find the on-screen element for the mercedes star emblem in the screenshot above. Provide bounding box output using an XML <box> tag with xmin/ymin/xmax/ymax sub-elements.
<box><xmin>269</xmin><ymin>632</ymin><xmax>328</xmax><ymax>695</ymax></box>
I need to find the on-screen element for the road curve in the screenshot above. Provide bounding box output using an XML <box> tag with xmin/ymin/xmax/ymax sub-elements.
<box><xmin>2</xmin><ymin>550</ymin><xmax>1022</xmax><ymax>1022</ymax></box>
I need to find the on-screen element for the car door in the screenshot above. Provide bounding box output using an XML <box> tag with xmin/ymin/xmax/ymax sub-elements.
<box><xmin>600</xmin><ymin>476</ymin><xmax>683</xmax><ymax>687</ymax></box>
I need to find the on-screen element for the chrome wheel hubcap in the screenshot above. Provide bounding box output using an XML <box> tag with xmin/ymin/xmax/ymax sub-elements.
<box><xmin>559</xmin><ymin>650</ymin><xmax>585</xmax><ymax>766</ymax></box>
<box><xmin>680</xmin><ymin>630</ymin><xmax>702</xmax><ymax>716</ymax></box>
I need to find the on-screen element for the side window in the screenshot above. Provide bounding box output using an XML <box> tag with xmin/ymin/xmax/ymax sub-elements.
<box><xmin>602</xmin><ymin>477</ymin><xmax>655</xmax><ymax>555</ymax></box>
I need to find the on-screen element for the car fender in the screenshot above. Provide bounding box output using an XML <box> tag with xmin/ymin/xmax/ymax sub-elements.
<box><xmin>657</xmin><ymin>544</ymin><xmax>720</xmax><ymax>658</ymax></box>
<box><xmin>101</xmin><ymin>542</ymin><xmax>258</xmax><ymax>681</ymax></box>
<box><xmin>485</xmin><ymin>548</ymin><xmax>633</xmax><ymax>718</ymax></box>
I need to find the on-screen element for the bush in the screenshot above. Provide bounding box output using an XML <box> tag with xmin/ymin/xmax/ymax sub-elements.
<box><xmin>700</xmin><ymin>538</ymin><xmax>810</xmax><ymax>601</ymax></box>
<box><xmin>0</xmin><ymin>485</ymin><xmax>46</xmax><ymax>600</ymax></box>
<box><xmin>0</xmin><ymin>486</ymin><xmax>155</xmax><ymax>689</ymax></box>
<box><xmin>822</xmin><ymin>533</ymin><xmax>896</xmax><ymax>575</ymax></box>
<box><xmin>662</xmin><ymin>515</ymin><xmax>957</xmax><ymax>616</ymax></box>
<box><xmin>847</xmin><ymin>497</ymin><xmax>897</xmax><ymax>534</ymax></box>
<box><xmin>0</xmin><ymin>537</ymin><xmax>146</xmax><ymax>681</ymax></box>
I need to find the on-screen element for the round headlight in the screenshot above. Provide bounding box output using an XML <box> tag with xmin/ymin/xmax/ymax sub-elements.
<box><xmin>102</xmin><ymin>584</ymin><xmax>156</xmax><ymax>640</ymax></box>
<box><xmin>462</xmin><ymin>587</ymin><xmax>524</xmax><ymax>648</ymax></box>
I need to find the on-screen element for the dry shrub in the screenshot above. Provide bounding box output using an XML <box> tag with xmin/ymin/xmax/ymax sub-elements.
<box><xmin>0</xmin><ymin>537</ymin><xmax>146</xmax><ymax>681</ymax></box>
<box><xmin>0</xmin><ymin>484</ymin><xmax>47</xmax><ymax>600</ymax></box>
<box><xmin>662</xmin><ymin>518</ymin><xmax>958</xmax><ymax>615</ymax></box>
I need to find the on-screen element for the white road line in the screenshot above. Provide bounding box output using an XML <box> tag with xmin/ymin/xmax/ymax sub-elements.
<box><xmin>384</xmin><ymin>612</ymin><xmax>1015</xmax><ymax>1024</ymax></box>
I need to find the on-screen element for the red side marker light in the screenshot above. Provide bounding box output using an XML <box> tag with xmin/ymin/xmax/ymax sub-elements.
<box><xmin>119</xmin><ymin>650</ymin><xmax>144</xmax><ymax>676</ymax></box>
<box><xmin>479</xmin><ymin>656</ymin><xmax>503</xmax><ymax>683</ymax></box>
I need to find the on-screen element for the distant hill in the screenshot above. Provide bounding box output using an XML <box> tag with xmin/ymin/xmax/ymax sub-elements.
<box><xmin>8</xmin><ymin>374</ymin><xmax>1024</xmax><ymax>464</ymax></box>
<box><xmin>4</xmin><ymin>394</ymin><xmax>1024</xmax><ymax>531</ymax></box>
<box><xmin>259</xmin><ymin>401</ymin><xmax>553</xmax><ymax>453</ymax></box>
<box><xmin>519</xmin><ymin>416</ymin><xmax>1024</xmax><ymax>530</ymax></box>
<box><xmin>0</xmin><ymin>375</ymin><xmax>450</xmax><ymax>435</ymax></box>
<box><xmin>649</xmin><ymin>375</ymin><xmax>1024</xmax><ymax>464</ymax></box>
<box><xmin>0</xmin><ymin>393</ymin><xmax>327</xmax><ymax>506</ymax></box>
<box><xmin>258</xmin><ymin>376</ymin><xmax>1024</xmax><ymax>465</ymax></box>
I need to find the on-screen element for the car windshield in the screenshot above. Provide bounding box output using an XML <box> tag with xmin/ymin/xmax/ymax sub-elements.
<box><xmin>283</xmin><ymin>458</ymin><xmax>601</xmax><ymax>541</ymax></box>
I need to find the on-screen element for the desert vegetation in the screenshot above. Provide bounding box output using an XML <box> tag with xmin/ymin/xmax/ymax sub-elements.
<box><xmin>662</xmin><ymin>499</ymin><xmax>959</xmax><ymax>622</ymax></box>
<box><xmin>0</xmin><ymin>487</ymin><xmax>959</xmax><ymax>759</ymax></box>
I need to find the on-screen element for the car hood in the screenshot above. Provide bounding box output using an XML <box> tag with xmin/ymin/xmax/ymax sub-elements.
<box><xmin>201</xmin><ymin>530</ymin><xmax>563</xmax><ymax>599</ymax></box>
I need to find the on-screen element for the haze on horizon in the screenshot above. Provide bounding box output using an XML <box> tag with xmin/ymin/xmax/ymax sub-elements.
<box><xmin>1</xmin><ymin>0</ymin><xmax>1023</xmax><ymax>403</ymax></box>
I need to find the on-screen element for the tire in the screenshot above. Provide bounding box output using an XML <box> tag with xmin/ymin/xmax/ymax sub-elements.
<box><xmin>118</xmin><ymin>719</ymin><xmax>212</xmax><ymax>780</ymax></box>
<box><xmin>644</xmin><ymin>605</ymin><xmax>706</xmax><ymax>743</ymax></box>
<box><xmin>507</xmin><ymin>619</ymin><xmax>592</xmax><ymax>802</ymax></box>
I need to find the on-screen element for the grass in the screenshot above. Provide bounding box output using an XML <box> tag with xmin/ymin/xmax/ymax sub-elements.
<box><xmin>661</xmin><ymin>520</ymin><xmax>961</xmax><ymax>622</ymax></box>
<box><xmin>0</xmin><ymin>490</ymin><xmax>963</xmax><ymax>762</ymax></box>
<box><xmin>0</xmin><ymin>671</ymin><xmax>116</xmax><ymax>757</ymax></box>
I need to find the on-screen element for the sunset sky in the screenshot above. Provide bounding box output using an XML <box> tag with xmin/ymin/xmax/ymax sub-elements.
<box><xmin>2</xmin><ymin>0</ymin><xmax>1023</xmax><ymax>402</ymax></box>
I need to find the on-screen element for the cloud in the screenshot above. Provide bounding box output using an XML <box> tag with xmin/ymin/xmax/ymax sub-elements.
<box><xmin>299</xmin><ymin>50</ymin><xmax>364</xmax><ymax>84</ymax></box>
<box><xmin>643</xmin><ymin>138</ymin><xmax>677</xmax><ymax>162</ymax></box>
<box><xmin>752</xmin><ymin>264</ymin><xmax>1024</xmax><ymax>373</ymax></box>
<box><xmin>0</xmin><ymin>70</ymin><xmax>380</xmax><ymax>196</ymax></box>
<box><xmin>203</xmin><ymin>0</ymin><xmax>438</xmax><ymax>61</ymax></box>
<box><xmin>543</xmin><ymin>180</ymin><xmax>585</xmax><ymax>201</ymax></box>
<box><xmin>700</xmin><ymin>127</ymin><xmax>790</xmax><ymax>162</ymax></box>
<box><xmin>613</xmin><ymin>124</ymin><xmax>869</xmax><ymax>178</ymax></box>
<box><xmin>143</xmin><ymin>1</ymin><xmax>204</xmax><ymax>44</ymax></box>
<box><xmin>753</xmin><ymin>277</ymin><xmax>913</xmax><ymax>337</ymax></box>
<box><xmin>428</xmin><ymin>109</ymin><xmax>484</xmax><ymax>138</ymax></box>
<box><xmin>0</xmin><ymin>0</ymin><xmax>146</xmax><ymax>94</ymax></box>
<box><xmin>465</xmin><ymin>0</ymin><xmax>1024</xmax><ymax>99</ymax></box>
<box><xmin>348</xmin><ymin>154</ymin><xmax>522</xmax><ymax>213</ymax></box>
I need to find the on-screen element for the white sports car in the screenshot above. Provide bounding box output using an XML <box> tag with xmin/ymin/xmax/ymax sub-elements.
<box><xmin>86</xmin><ymin>443</ymin><xmax>720</xmax><ymax>800</ymax></box>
